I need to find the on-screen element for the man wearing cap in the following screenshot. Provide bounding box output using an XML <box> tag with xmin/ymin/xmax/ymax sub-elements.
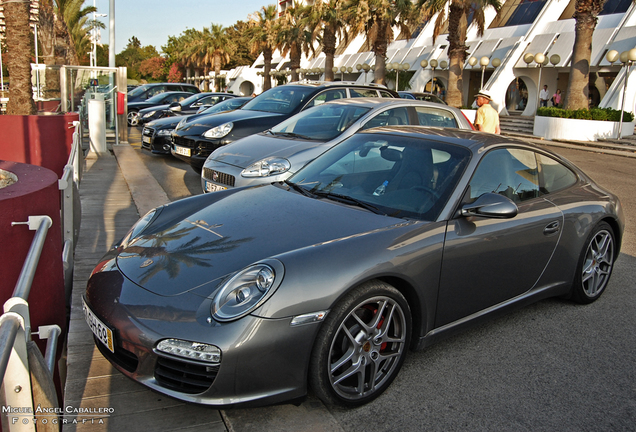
<box><xmin>474</xmin><ymin>89</ymin><xmax>500</xmax><ymax>134</ymax></box>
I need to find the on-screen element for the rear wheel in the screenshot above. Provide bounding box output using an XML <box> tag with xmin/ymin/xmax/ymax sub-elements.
<box><xmin>309</xmin><ymin>281</ymin><xmax>411</xmax><ymax>407</ymax></box>
<box><xmin>571</xmin><ymin>221</ymin><xmax>616</xmax><ymax>304</ymax></box>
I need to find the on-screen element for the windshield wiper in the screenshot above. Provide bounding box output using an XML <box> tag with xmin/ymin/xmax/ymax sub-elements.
<box><xmin>269</xmin><ymin>131</ymin><xmax>313</xmax><ymax>140</ymax></box>
<box><xmin>284</xmin><ymin>180</ymin><xmax>317</xmax><ymax>198</ymax></box>
<box><xmin>313</xmin><ymin>191</ymin><xmax>384</xmax><ymax>215</ymax></box>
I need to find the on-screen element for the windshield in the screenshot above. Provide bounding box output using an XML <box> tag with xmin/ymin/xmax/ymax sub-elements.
<box><xmin>270</xmin><ymin>104</ymin><xmax>371</xmax><ymax>141</ymax></box>
<box><xmin>180</xmin><ymin>93</ymin><xmax>204</xmax><ymax>106</ymax></box>
<box><xmin>145</xmin><ymin>92</ymin><xmax>174</xmax><ymax>103</ymax></box>
<box><xmin>128</xmin><ymin>85</ymin><xmax>149</xmax><ymax>97</ymax></box>
<box><xmin>287</xmin><ymin>133</ymin><xmax>471</xmax><ymax>221</ymax></box>
<box><xmin>241</xmin><ymin>86</ymin><xmax>315</xmax><ymax>114</ymax></box>
<box><xmin>201</xmin><ymin>98</ymin><xmax>248</xmax><ymax>114</ymax></box>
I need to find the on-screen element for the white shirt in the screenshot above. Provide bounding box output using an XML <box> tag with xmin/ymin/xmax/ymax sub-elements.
<box><xmin>539</xmin><ymin>88</ymin><xmax>550</xmax><ymax>101</ymax></box>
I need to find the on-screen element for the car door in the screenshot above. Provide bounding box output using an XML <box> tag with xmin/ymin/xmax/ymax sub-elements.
<box><xmin>435</xmin><ymin>148</ymin><xmax>563</xmax><ymax>326</ymax></box>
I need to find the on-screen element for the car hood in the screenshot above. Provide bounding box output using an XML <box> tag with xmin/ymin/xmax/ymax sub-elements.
<box><xmin>174</xmin><ymin>109</ymin><xmax>285</xmax><ymax>135</ymax></box>
<box><xmin>146</xmin><ymin>116</ymin><xmax>183</xmax><ymax>129</ymax></box>
<box><xmin>116</xmin><ymin>185</ymin><xmax>404</xmax><ymax>296</ymax></box>
<box><xmin>210</xmin><ymin>133</ymin><xmax>331</xmax><ymax>169</ymax></box>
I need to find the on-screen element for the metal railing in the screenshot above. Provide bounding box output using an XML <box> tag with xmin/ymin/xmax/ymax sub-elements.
<box><xmin>0</xmin><ymin>121</ymin><xmax>83</xmax><ymax>431</ymax></box>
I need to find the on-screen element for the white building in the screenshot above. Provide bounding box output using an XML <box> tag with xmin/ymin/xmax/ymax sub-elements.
<box><xmin>227</xmin><ymin>0</ymin><xmax>636</xmax><ymax>117</ymax></box>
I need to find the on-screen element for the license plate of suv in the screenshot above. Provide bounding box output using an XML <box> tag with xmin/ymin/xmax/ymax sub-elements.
<box><xmin>175</xmin><ymin>145</ymin><xmax>191</xmax><ymax>157</ymax></box>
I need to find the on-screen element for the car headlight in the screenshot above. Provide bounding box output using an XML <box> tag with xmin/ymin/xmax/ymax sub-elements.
<box><xmin>211</xmin><ymin>263</ymin><xmax>281</xmax><ymax>322</ymax></box>
<box><xmin>117</xmin><ymin>207</ymin><xmax>161</xmax><ymax>248</ymax></box>
<box><xmin>242</xmin><ymin>157</ymin><xmax>291</xmax><ymax>178</ymax></box>
<box><xmin>203</xmin><ymin>122</ymin><xmax>233</xmax><ymax>139</ymax></box>
<box><xmin>176</xmin><ymin>118</ymin><xmax>187</xmax><ymax>130</ymax></box>
<box><xmin>142</xmin><ymin>110</ymin><xmax>156</xmax><ymax>118</ymax></box>
<box><xmin>157</xmin><ymin>128</ymin><xmax>174</xmax><ymax>136</ymax></box>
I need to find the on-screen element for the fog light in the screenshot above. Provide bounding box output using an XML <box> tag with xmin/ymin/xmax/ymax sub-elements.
<box><xmin>163</xmin><ymin>144</ymin><xmax>170</xmax><ymax>151</ymax></box>
<box><xmin>156</xmin><ymin>339</ymin><xmax>221</xmax><ymax>363</ymax></box>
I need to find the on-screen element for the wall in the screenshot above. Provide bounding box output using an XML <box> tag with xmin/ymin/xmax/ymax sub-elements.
<box><xmin>0</xmin><ymin>113</ymin><xmax>79</xmax><ymax>177</ymax></box>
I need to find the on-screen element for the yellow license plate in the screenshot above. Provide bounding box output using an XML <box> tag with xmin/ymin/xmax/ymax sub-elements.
<box><xmin>83</xmin><ymin>299</ymin><xmax>115</xmax><ymax>353</ymax></box>
<box><xmin>175</xmin><ymin>145</ymin><xmax>191</xmax><ymax>157</ymax></box>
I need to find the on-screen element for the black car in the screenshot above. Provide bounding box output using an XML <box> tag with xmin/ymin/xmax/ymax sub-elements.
<box><xmin>398</xmin><ymin>91</ymin><xmax>447</xmax><ymax>104</ymax></box>
<box><xmin>137</xmin><ymin>92</ymin><xmax>236</xmax><ymax>126</ymax></box>
<box><xmin>127</xmin><ymin>82</ymin><xmax>199</xmax><ymax>103</ymax></box>
<box><xmin>127</xmin><ymin>91</ymin><xmax>194</xmax><ymax>126</ymax></box>
<box><xmin>171</xmin><ymin>82</ymin><xmax>397</xmax><ymax>172</ymax></box>
<box><xmin>141</xmin><ymin>97</ymin><xmax>252</xmax><ymax>155</ymax></box>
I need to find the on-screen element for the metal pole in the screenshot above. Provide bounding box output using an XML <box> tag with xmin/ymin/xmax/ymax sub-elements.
<box><xmin>536</xmin><ymin>64</ymin><xmax>543</xmax><ymax>113</ymax></box>
<box><xmin>109</xmin><ymin>0</ymin><xmax>116</xmax><ymax>68</ymax></box>
<box><xmin>34</xmin><ymin>23</ymin><xmax>40</xmax><ymax>99</ymax></box>
<box><xmin>11</xmin><ymin>216</ymin><xmax>53</xmax><ymax>300</ymax></box>
<box><xmin>481</xmin><ymin>66</ymin><xmax>485</xmax><ymax>89</ymax></box>
<box><xmin>0</xmin><ymin>44</ymin><xmax>4</xmax><ymax>97</ymax></box>
<box><xmin>431</xmin><ymin>68</ymin><xmax>435</xmax><ymax>93</ymax></box>
<box><xmin>618</xmin><ymin>62</ymin><xmax>631</xmax><ymax>140</ymax></box>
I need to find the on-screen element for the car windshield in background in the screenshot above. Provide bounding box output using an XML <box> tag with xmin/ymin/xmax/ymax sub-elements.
<box><xmin>287</xmin><ymin>133</ymin><xmax>471</xmax><ymax>221</ymax></box>
<box><xmin>241</xmin><ymin>87</ymin><xmax>316</xmax><ymax>114</ymax></box>
<box><xmin>128</xmin><ymin>85</ymin><xmax>149</xmax><ymax>97</ymax></box>
<box><xmin>179</xmin><ymin>94</ymin><xmax>205</xmax><ymax>106</ymax></box>
<box><xmin>270</xmin><ymin>104</ymin><xmax>371</xmax><ymax>141</ymax></box>
<box><xmin>201</xmin><ymin>98</ymin><xmax>247</xmax><ymax>115</ymax></box>
<box><xmin>144</xmin><ymin>92</ymin><xmax>172</xmax><ymax>103</ymax></box>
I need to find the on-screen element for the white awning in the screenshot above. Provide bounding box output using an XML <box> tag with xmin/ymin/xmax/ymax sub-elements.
<box><xmin>515</xmin><ymin>33</ymin><xmax>558</xmax><ymax>68</ymax></box>
<box><xmin>545</xmin><ymin>32</ymin><xmax>575</xmax><ymax>67</ymax></box>
<box><xmin>591</xmin><ymin>27</ymin><xmax>619</xmax><ymax>66</ymax></box>
<box><xmin>598</xmin><ymin>26</ymin><xmax>636</xmax><ymax>66</ymax></box>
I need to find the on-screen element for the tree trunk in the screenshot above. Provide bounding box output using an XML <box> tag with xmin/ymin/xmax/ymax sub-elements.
<box><xmin>214</xmin><ymin>53</ymin><xmax>221</xmax><ymax>92</ymax></box>
<box><xmin>446</xmin><ymin>3</ymin><xmax>469</xmax><ymax>108</ymax></box>
<box><xmin>323</xmin><ymin>25</ymin><xmax>337</xmax><ymax>82</ymax></box>
<box><xmin>564</xmin><ymin>0</ymin><xmax>607</xmax><ymax>110</ymax></box>
<box><xmin>372</xmin><ymin>21</ymin><xmax>390</xmax><ymax>85</ymax></box>
<box><xmin>5</xmin><ymin>1</ymin><xmax>37</xmax><ymax>115</ymax></box>
<box><xmin>203</xmin><ymin>65</ymin><xmax>210</xmax><ymax>91</ymax></box>
<box><xmin>263</xmin><ymin>48</ymin><xmax>273</xmax><ymax>91</ymax></box>
<box><xmin>38</xmin><ymin>0</ymin><xmax>61</xmax><ymax>99</ymax></box>
<box><xmin>290</xmin><ymin>43</ymin><xmax>301</xmax><ymax>82</ymax></box>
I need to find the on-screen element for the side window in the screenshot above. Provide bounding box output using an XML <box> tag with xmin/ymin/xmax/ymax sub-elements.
<box><xmin>305</xmin><ymin>89</ymin><xmax>347</xmax><ymax>108</ymax></box>
<box><xmin>195</xmin><ymin>96</ymin><xmax>219</xmax><ymax>107</ymax></box>
<box><xmin>537</xmin><ymin>154</ymin><xmax>577</xmax><ymax>194</ymax></box>
<box><xmin>147</xmin><ymin>85</ymin><xmax>166</xmax><ymax>98</ymax></box>
<box><xmin>181</xmin><ymin>85</ymin><xmax>198</xmax><ymax>93</ymax></box>
<box><xmin>380</xmin><ymin>90</ymin><xmax>396</xmax><ymax>98</ymax></box>
<box><xmin>350</xmin><ymin>89</ymin><xmax>379</xmax><ymax>98</ymax></box>
<box><xmin>414</xmin><ymin>107</ymin><xmax>458</xmax><ymax>128</ymax></box>
<box><xmin>469</xmin><ymin>148</ymin><xmax>539</xmax><ymax>203</ymax></box>
<box><xmin>166</xmin><ymin>94</ymin><xmax>181</xmax><ymax>103</ymax></box>
<box><xmin>362</xmin><ymin>107</ymin><xmax>411</xmax><ymax>129</ymax></box>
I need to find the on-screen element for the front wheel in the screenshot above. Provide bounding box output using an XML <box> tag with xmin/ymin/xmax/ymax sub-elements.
<box><xmin>571</xmin><ymin>221</ymin><xmax>616</xmax><ymax>304</ymax></box>
<box><xmin>309</xmin><ymin>281</ymin><xmax>411</xmax><ymax>407</ymax></box>
<box><xmin>127</xmin><ymin>110</ymin><xmax>140</xmax><ymax>126</ymax></box>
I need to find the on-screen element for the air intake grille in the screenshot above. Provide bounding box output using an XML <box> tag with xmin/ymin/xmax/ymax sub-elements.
<box><xmin>154</xmin><ymin>356</ymin><xmax>219</xmax><ymax>394</ymax></box>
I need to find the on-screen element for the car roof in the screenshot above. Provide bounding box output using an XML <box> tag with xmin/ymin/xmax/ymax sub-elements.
<box><xmin>321</xmin><ymin>97</ymin><xmax>454</xmax><ymax>109</ymax></box>
<box><xmin>356</xmin><ymin>125</ymin><xmax>541</xmax><ymax>153</ymax></box>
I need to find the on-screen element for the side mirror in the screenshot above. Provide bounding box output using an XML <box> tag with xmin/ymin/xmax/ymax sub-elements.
<box><xmin>169</xmin><ymin>103</ymin><xmax>182</xmax><ymax>112</ymax></box>
<box><xmin>461</xmin><ymin>193</ymin><xmax>518</xmax><ymax>219</ymax></box>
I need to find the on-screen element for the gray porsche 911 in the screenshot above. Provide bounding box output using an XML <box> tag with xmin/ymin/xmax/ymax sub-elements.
<box><xmin>84</xmin><ymin>127</ymin><xmax>623</xmax><ymax>408</ymax></box>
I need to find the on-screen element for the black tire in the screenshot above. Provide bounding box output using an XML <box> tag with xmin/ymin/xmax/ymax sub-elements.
<box><xmin>309</xmin><ymin>280</ymin><xmax>411</xmax><ymax>407</ymax></box>
<box><xmin>571</xmin><ymin>221</ymin><xmax>616</xmax><ymax>304</ymax></box>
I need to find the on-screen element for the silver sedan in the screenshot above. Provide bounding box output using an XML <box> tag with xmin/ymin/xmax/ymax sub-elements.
<box><xmin>200</xmin><ymin>98</ymin><xmax>474</xmax><ymax>193</ymax></box>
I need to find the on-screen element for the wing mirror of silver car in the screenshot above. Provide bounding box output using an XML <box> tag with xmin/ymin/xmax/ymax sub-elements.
<box><xmin>169</xmin><ymin>103</ymin><xmax>182</xmax><ymax>112</ymax></box>
<box><xmin>461</xmin><ymin>193</ymin><xmax>518</xmax><ymax>219</ymax></box>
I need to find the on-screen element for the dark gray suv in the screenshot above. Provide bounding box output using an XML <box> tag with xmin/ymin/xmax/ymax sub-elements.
<box><xmin>171</xmin><ymin>81</ymin><xmax>397</xmax><ymax>172</ymax></box>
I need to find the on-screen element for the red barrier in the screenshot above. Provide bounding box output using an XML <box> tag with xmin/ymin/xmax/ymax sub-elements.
<box><xmin>117</xmin><ymin>92</ymin><xmax>126</xmax><ymax>115</ymax></box>
<box><xmin>0</xmin><ymin>113</ymin><xmax>79</xmax><ymax>177</ymax></box>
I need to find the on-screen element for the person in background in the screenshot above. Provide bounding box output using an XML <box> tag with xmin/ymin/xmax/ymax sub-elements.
<box><xmin>552</xmin><ymin>89</ymin><xmax>562</xmax><ymax>107</ymax></box>
<box><xmin>474</xmin><ymin>89</ymin><xmax>500</xmax><ymax>134</ymax></box>
<box><xmin>539</xmin><ymin>85</ymin><xmax>550</xmax><ymax>107</ymax></box>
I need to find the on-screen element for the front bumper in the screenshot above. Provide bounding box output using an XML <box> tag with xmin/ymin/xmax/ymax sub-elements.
<box><xmin>141</xmin><ymin>127</ymin><xmax>173</xmax><ymax>154</ymax></box>
<box><xmin>84</xmin><ymin>269</ymin><xmax>318</xmax><ymax>407</ymax></box>
<box><xmin>200</xmin><ymin>160</ymin><xmax>292</xmax><ymax>193</ymax></box>
<box><xmin>171</xmin><ymin>135</ymin><xmax>229</xmax><ymax>170</ymax></box>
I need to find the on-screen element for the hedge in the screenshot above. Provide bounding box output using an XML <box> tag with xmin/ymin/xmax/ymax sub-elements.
<box><xmin>537</xmin><ymin>106</ymin><xmax>634</xmax><ymax>122</ymax></box>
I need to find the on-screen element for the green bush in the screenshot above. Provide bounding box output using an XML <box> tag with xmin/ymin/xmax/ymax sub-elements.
<box><xmin>537</xmin><ymin>106</ymin><xmax>634</xmax><ymax>122</ymax></box>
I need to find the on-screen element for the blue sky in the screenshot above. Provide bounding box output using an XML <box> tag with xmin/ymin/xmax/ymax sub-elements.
<box><xmin>94</xmin><ymin>0</ymin><xmax>271</xmax><ymax>53</ymax></box>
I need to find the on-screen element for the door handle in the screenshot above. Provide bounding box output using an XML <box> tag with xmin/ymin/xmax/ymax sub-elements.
<box><xmin>544</xmin><ymin>220</ymin><xmax>560</xmax><ymax>235</ymax></box>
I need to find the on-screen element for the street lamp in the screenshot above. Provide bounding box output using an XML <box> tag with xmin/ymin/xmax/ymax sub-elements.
<box><xmin>340</xmin><ymin>66</ymin><xmax>347</xmax><ymax>80</ymax></box>
<box><xmin>608</xmin><ymin>48</ymin><xmax>636</xmax><ymax>139</ymax></box>
<box><xmin>479</xmin><ymin>56</ymin><xmax>490</xmax><ymax>88</ymax></box>
<box><xmin>429</xmin><ymin>59</ymin><xmax>438</xmax><ymax>94</ymax></box>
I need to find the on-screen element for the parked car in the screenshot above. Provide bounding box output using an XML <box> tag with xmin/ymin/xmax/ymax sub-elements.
<box><xmin>398</xmin><ymin>91</ymin><xmax>447</xmax><ymax>104</ymax></box>
<box><xmin>171</xmin><ymin>82</ymin><xmax>397</xmax><ymax>172</ymax></box>
<box><xmin>127</xmin><ymin>91</ymin><xmax>194</xmax><ymax>126</ymax></box>
<box><xmin>137</xmin><ymin>93</ymin><xmax>236</xmax><ymax>126</ymax></box>
<box><xmin>141</xmin><ymin>97</ymin><xmax>252</xmax><ymax>155</ymax></box>
<box><xmin>127</xmin><ymin>82</ymin><xmax>199</xmax><ymax>103</ymax></box>
<box><xmin>201</xmin><ymin>98</ymin><xmax>474</xmax><ymax>193</ymax></box>
<box><xmin>84</xmin><ymin>127</ymin><xmax>623</xmax><ymax>408</ymax></box>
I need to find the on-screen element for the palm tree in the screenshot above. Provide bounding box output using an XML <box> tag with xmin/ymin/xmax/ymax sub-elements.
<box><xmin>205</xmin><ymin>24</ymin><xmax>234</xmax><ymax>92</ymax></box>
<box><xmin>304</xmin><ymin>0</ymin><xmax>349</xmax><ymax>82</ymax></box>
<box><xmin>247</xmin><ymin>5</ymin><xmax>278</xmax><ymax>91</ymax></box>
<box><xmin>563</xmin><ymin>0</ymin><xmax>608</xmax><ymax>109</ymax></box>
<box><xmin>343</xmin><ymin>0</ymin><xmax>417</xmax><ymax>86</ymax></box>
<box><xmin>276</xmin><ymin>2</ymin><xmax>313</xmax><ymax>82</ymax></box>
<box><xmin>418</xmin><ymin>0</ymin><xmax>501</xmax><ymax>108</ymax></box>
<box><xmin>4</xmin><ymin>0</ymin><xmax>37</xmax><ymax>115</ymax></box>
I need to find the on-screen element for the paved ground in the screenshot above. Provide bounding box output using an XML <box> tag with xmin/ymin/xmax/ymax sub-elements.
<box><xmin>75</xmin><ymin>127</ymin><xmax>636</xmax><ymax>431</ymax></box>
